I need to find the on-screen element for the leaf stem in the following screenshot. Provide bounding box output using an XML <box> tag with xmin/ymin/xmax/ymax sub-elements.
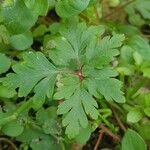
<box><xmin>0</xmin><ymin>99</ymin><xmax>33</xmax><ymax>126</ymax></box>
<box><xmin>15</xmin><ymin>98</ymin><xmax>33</xmax><ymax>116</ymax></box>
<box><xmin>99</xmin><ymin>113</ymin><xmax>115</xmax><ymax>132</ymax></box>
<box><xmin>60</xmin><ymin>140</ymin><xmax>66</xmax><ymax>150</ymax></box>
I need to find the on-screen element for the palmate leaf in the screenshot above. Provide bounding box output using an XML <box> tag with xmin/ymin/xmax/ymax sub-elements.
<box><xmin>50</xmin><ymin>22</ymin><xmax>125</xmax><ymax>138</ymax></box>
<box><xmin>4</xmin><ymin>52</ymin><xmax>57</xmax><ymax>108</ymax></box>
<box><xmin>4</xmin><ymin>21</ymin><xmax>125</xmax><ymax>138</ymax></box>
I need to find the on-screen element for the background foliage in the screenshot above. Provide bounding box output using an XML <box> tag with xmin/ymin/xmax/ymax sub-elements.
<box><xmin>0</xmin><ymin>0</ymin><xmax>150</xmax><ymax>149</ymax></box>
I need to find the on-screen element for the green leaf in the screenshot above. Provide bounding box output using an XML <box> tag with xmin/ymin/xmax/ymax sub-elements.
<box><xmin>2</xmin><ymin>0</ymin><xmax>14</xmax><ymax>7</ymax></box>
<box><xmin>42</xmin><ymin>119</ymin><xmax>61</xmax><ymax>136</ymax></box>
<box><xmin>10</xmin><ymin>31</ymin><xmax>33</xmax><ymax>50</ymax></box>
<box><xmin>135</xmin><ymin>0</ymin><xmax>150</xmax><ymax>19</ymax></box>
<box><xmin>125</xmin><ymin>0</ymin><xmax>150</xmax><ymax>25</ymax></box>
<box><xmin>0</xmin><ymin>53</ymin><xmax>11</xmax><ymax>74</ymax></box>
<box><xmin>54</xmin><ymin>75</ymin><xmax>80</xmax><ymax>99</ymax></box>
<box><xmin>117</xmin><ymin>67</ymin><xmax>133</xmax><ymax>76</ymax></box>
<box><xmin>83</xmin><ymin>66</ymin><xmax>125</xmax><ymax>103</ymax></box>
<box><xmin>133</xmin><ymin>51</ymin><xmax>143</xmax><ymax>66</ymax></box>
<box><xmin>127</xmin><ymin>109</ymin><xmax>143</xmax><ymax>123</ymax></box>
<box><xmin>128</xmin><ymin>14</ymin><xmax>144</xmax><ymax>27</ymax></box>
<box><xmin>3</xmin><ymin>21</ymin><xmax>125</xmax><ymax>139</ymax></box>
<box><xmin>4</xmin><ymin>52</ymin><xmax>57</xmax><ymax>108</ymax></box>
<box><xmin>142</xmin><ymin>68</ymin><xmax>150</xmax><ymax>78</ymax></box>
<box><xmin>121</xmin><ymin>129</ymin><xmax>147</xmax><ymax>150</ymax></box>
<box><xmin>116</xmin><ymin>24</ymin><xmax>139</xmax><ymax>36</ymax></box>
<box><xmin>49</xmin><ymin>21</ymin><xmax>105</xmax><ymax>67</ymax></box>
<box><xmin>17</xmin><ymin>125</ymin><xmax>61</xmax><ymax>150</ymax></box>
<box><xmin>2</xmin><ymin>121</ymin><xmax>24</xmax><ymax>137</ymax></box>
<box><xmin>144</xmin><ymin>108</ymin><xmax>150</xmax><ymax>117</ymax></box>
<box><xmin>109</xmin><ymin>0</ymin><xmax>120</xmax><ymax>7</ymax></box>
<box><xmin>30</xmin><ymin>138</ymin><xmax>61</xmax><ymax>150</ymax></box>
<box><xmin>24</xmin><ymin>0</ymin><xmax>49</xmax><ymax>16</ymax></box>
<box><xmin>0</xmin><ymin>84</ymin><xmax>16</xmax><ymax>98</ymax></box>
<box><xmin>36</xmin><ymin>107</ymin><xmax>57</xmax><ymax>125</ymax></box>
<box><xmin>55</xmin><ymin>0</ymin><xmax>90</xmax><ymax>18</ymax></box>
<box><xmin>96</xmin><ymin>78</ymin><xmax>125</xmax><ymax>103</ymax></box>
<box><xmin>89</xmin><ymin>33</ymin><xmax>125</xmax><ymax>67</ymax></box>
<box><xmin>128</xmin><ymin>35</ymin><xmax>150</xmax><ymax>61</ymax></box>
<box><xmin>57</xmin><ymin>88</ymin><xmax>98</xmax><ymax>138</ymax></box>
<box><xmin>120</xmin><ymin>46</ymin><xmax>134</xmax><ymax>64</ymax></box>
<box><xmin>75</xmin><ymin>125</ymin><xmax>91</xmax><ymax>144</ymax></box>
<box><xmin>141</xmin><ymin>62</ymin><xmax>150</xmax><ymax>78</ymax></box>
<box><xmin>2</xmin><ymin>0</ymin><xmax>37</xmax><ymax>34</ymax></box>
<box><xmin>17</xmin><ymin>126</ymin><xmax>47</xmax><ymax>143</ymax></box>
<box><xmin>138</xmin><ymin>123</ymin><xmax>150</xmax><ymax>140</ymax></box>
<box><xmin>46</xmin><ymin>22</ymin><xmax>125</xmax><ymax>137</ymax></box>
<box><xmin>49</xmin><ymin>0</ymin><xmax>56</xmax><ymax>9</ymax></box>
<box><xmin>36</xmin><ymin>107</ymin><xmax>62</xmax><ymax>136</ymax></box>
<box><xmin>144</xmin><ymin>93</ymin><xmax>150</xmax><ymax>107</ymax></box>
<box><xmin>33</xmin><ymin>24</ymin><xmax>47</xmax><ymax>37</ymax></box>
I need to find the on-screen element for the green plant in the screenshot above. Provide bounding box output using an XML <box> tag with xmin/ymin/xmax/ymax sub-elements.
<box><xmin>0</xmin><ymin>0</ymin><xmax>150</xmax><ymax>149</ymax></box>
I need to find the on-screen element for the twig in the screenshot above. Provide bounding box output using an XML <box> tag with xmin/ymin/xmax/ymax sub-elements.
<box><xmin>111</xmin><ymin>107</ymin><xmax>127</xmax><ymax>132</ymax></box>
<box><xmin>100</xmin><ymin>124</ymin><xmax>121</xmax><ymax>142</ymax></box>
<box><xmin>94</xmin><ymin>124</ymin><xmax>121</xmax><ymax>150</ymax></box>
<box><xmin>0</xmin><ymin>137</ymin><xmax>18</xmax><ymax>150</ymax></box>
<box><xmin>94</xmin><ymin>130</ymin><xmax>104</xmax><ymax>150</ymax></box>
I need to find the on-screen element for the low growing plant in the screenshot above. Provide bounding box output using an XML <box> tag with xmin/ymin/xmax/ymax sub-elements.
<box><xmin>0</xmin><ymin>0</ymin><xmax>150</xmax><ymax>149</ymax></box>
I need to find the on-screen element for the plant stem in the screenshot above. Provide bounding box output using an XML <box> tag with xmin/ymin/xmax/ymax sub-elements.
<box><xmin>94</xmin><ymin>130</ymin><xmax>104</xmax><ymax>150</ymax></box>
<box><xmin>111</xmin><ymin>106</ymin><xmax>127</xmax><ymax>132</ymax></box>
<box><xmin>60</xmin><ymin>140</ymin><xmax>66</xmax><ymax>150</ymax></box>
<box><xmin>0</xmin><ymin>137</ymin><xmax>18</xmax><ymax>150</ymax></box>
<box><xmin>100</xmin><ymin>124</ymin><xmax>121</xmax><ymax>142</ymax></box>
<box><xmin>15</xmin><ymin>98</ymin><xmax>33</xmax><ymax>116</ymax></box>
<box><xmin>0</xmin><ymin>99</ymin><xmax>33</xmax><ymax>126</ymax></box>
<box><xmin>99</xmin><ymin>113</ymin><xmax>115</xmax><ymax>132</ymax></box>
